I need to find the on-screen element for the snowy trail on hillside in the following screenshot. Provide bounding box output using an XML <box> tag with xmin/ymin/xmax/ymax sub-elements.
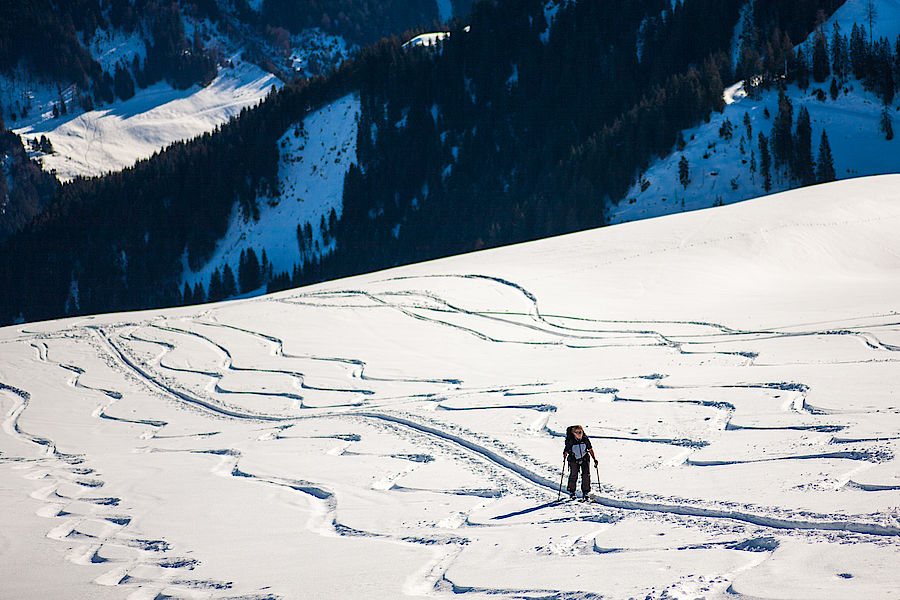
<box><xmin>3</xmin><ymin>178</ymin><xmax>900</xmax><ymax>599</ymax></box>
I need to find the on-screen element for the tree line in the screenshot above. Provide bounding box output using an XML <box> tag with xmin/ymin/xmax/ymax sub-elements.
<box><xmin>0</xmin><ymin>0</ymin><xmax>849</xmax><ymax>324</ymax></box>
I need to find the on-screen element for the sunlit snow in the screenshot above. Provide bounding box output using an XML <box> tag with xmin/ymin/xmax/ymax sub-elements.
<box><xmin>3</xmin><ymin>176</ymin><xmax>900</xmax><ymax>599</ymax></box>
<box><xmin>11</xmin><ymin>55</ymin><xmax>281</xmax><ymax>182</ymax></box>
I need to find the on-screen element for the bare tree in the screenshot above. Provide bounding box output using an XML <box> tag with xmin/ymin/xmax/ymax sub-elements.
<box><xmin>865</xmin><ymin>0</ymin><xmax>878</xmax><ymax>42</ymax></box>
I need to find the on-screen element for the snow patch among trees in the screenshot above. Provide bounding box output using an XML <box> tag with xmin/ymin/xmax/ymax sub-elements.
<box><xmin>181</xmin><ymin>93</ymin><xmax>360</xmax><ymax>295</ymax></box>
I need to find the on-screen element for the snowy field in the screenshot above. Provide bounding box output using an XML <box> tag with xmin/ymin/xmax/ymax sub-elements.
<box><xmin>3</xmin><ymin>175</ymin><xmax>900</xmax><ymax>599</ymax></box>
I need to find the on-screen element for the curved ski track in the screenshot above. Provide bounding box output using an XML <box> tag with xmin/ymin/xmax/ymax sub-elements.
<box><xmin>2</xmin><ymin>272</ymin><xmax>900</xmax><ymax>599</ymax></box>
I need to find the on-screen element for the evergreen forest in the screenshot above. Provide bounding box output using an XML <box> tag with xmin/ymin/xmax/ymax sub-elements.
<box><xmin>2</xmin><ymin>0</ymin><xmax>890</xmax><ymax>325</ymax></box>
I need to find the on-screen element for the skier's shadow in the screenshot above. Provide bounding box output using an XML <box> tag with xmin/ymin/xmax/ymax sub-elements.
<box><xmin>492</xmin><ymin>500</ymin><xmax>564</xmax><ymax>520</ymax></box>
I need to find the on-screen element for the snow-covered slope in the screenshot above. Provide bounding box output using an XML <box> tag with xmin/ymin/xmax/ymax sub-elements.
<box><xmin>182</xmin><ymin>93</ymin><xmax>360</xmax><ymax>288</ymax></box>
<box><xmin>11</xmin><ymin>55</ymin><xmax>280</xmax><ymax>182</ymax></box>
<box><xmin>3</xmin><ymin>176</ymin><xmax>900</xmax><ymax>599</ymax></box>
<box><xmin>2</xmin><ymin>14</ymin><xmax>353</xmax><ymax>183</ymax></box>
<box><xmin>826</xmin><ymin>0</ymin><xmax>900</xmax><ymax>41</ymax></box>
<box><xmin>613</xmin><ymin>0</ymin><xmax>900</xmax><ymax>226</ymax></box>
<box><xmin>611</xmin><ymin>79</ymin><xmax>899</xmax><ymax>224</ymax></box>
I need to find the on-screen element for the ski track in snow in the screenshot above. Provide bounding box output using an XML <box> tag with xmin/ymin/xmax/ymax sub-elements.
<box><xmin>2</xmin><ymin>270</ymin><xmax>900</xmax><ymax>598</ymax></box>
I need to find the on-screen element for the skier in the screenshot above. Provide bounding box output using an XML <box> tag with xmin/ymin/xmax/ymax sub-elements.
<box><xmin>563</xmin><ymin>425</ymin><xmax>597</xmax><ymax>500</ymax></box>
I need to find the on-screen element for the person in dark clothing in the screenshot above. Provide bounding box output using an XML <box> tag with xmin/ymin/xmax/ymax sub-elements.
<box><xmin>563</xmin><ymin>425</ymin><xmax>597</xmax><ymax>499</ymax></box>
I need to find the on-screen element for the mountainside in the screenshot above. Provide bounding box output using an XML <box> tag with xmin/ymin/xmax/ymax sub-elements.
<box><xmin>0</xmin><ymin>0</ymin><xmax>459</xmax><ymax>237</ymax></box>
<box><xmin>2</xmin><ymin>175</ymin><xmax>900</xmax><ymax>599</ymax></box>
<box><xmin>1</xmin><ymin>0</ymin><xmax>887</xmax><ymax>329</ymax></box>
<box><xmin>614</xmin><ymin>0</ymin><xmax>900</xmax><ymax>223</ymax></box>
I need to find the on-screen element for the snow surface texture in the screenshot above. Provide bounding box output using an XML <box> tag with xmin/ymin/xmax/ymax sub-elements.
<box><xmin>10</xmin><ymin>54</ymin><xmax>280</xmax><ymax>182</ymax></box>
<box><xmin>3</xmin><ymin>176</ymin><xmax>900</xmax><ymax>599</ymax></box>
<box><xmin>181</xmin><ymin>93</ymin><xmax>360</xmax><ymax>289</ymax></box>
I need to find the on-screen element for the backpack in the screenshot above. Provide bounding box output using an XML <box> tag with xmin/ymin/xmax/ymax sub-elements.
<box><xmin>565</xmin><ymin>425</ymin><xmax>590</xmax><ymax>462</ymax></box>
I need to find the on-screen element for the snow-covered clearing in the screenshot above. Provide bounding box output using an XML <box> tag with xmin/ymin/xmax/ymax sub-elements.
<box><xmin>10</xmin><ymin>55</ymin><xmax>280</xmax><ymax>182</ymax></box>
<box><xmin>181</xmin><ymin>93</ymin><xmax>360</xmax><ymax>289</ymax></box>
<box><xmin>3</xmin><ymin>175</ymin><xmax>900</xmax><ymax>599</ymax></box>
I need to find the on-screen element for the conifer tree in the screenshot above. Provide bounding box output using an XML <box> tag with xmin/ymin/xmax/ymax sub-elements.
<box><xmin>812</xmin><ymin>27</ymin><xmax>830</xmax><ymax>82</ymax></box>
<box><xmin>772</xmin><ymin>89</ymin><xmax>794</xmax><ymax>167</ymax></box>
<box><xmin>719</xmin><ymin>118</ymin><xmax>733</xmax><ymax>140</ymax></box>
<box><xmin>222</xmin><ymin>264</ymin><xmax>237</xmax><ymax>298</ymax></box>
<box><xmin>881</xmin><ymin>107</ymin><xmax>894</xmax><ymax>140</ymax></box>
<box><xmin>831</xmin><ymin>24</ymin><xmax>848</xmax><ymax>81</ymax></box>
<box><xmin>758</xmin><ymin>132</ymin><xmax>772</xmax><ymax>192</ymax></box>
<box><xmin>816</xmin><ymin>130</ymin><xmax>836</xmax><ymax>182</ymax></box>
<box><xmin>872</xmin><ymin>39</ymin><xmax>895</xmax><ymax>104</ymax></box>
<box><xmin>209</xmin><ymin>268</ymin><xmax>223</xmax><ymax>302</ymax></box>
<box><xmin>865</xmin><ymin>0</ymin><xmax>878</xmax><ymax>44</ymax></box>
<box><xmin>850</xmin><ymin>24</ymin><xmax>869</xmax><ymax>79</ymax></box>
<box><xmin>678</xmin><ymin>155</ymin><xmax>690</xmax><ymax>189</ymax></box>
<box><xmin>260</xmin><ymin>250</ymin><xmax>271</xmax><ymax>285</ymax></box>
<box><xmin>239</xmin><ymin>248</ymin><xmax>260</xmax><ymax>293</ymax></box>
<box><xmin>795</xmin><ymin>48</ymin><xmax>810</xmax><ymax>89</ymax></box>
<box><xmin>793</xmin><ymin>106</ymin><xmax>814</xmax><ymax>185</ymax></box>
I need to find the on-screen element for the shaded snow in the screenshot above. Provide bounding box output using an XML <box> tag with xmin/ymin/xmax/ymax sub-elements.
<box><xmin>824</xmin><ymin>0</ymin><xmax>900</xmax><ymax>42</ymax></box>
<box><xmin>614</xmin><ymin>0</ymin><xmax>900</xmax><ymax>227</ymax></box>
<box><xmin>181</xmin><ymin>93</ymin><xmax>360</xmax><ymax>289</ymax></box>
<box><xmin>612</xmin><ymin>79</ymin><xmax>900</xmax><ymax>225</ymax></box>
<box><xmin>436</xmin><ymin>0</ymin><xmax>453</xmax><ymax>22</ymax></box>
<box><xmin>86</xmin><ymin>27</ymin><xmax>147</xmax><ymax>72</ymax></box>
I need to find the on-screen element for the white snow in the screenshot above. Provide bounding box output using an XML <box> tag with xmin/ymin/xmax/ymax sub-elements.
<box><xmin>615</xmin><ymin>0</ymin><xmax>900</xmax><ymax>227</ymax></box>
<box><xmin>12</xmin><ymin>54</ymin><xmax>281</xmax><ymax>182</ymax></box>
<box><xmin>611</xmin><ymin>79</ymin><xmax>900</xmax><ymax>225</ymax></box>
<box><xmin>3</xmin><ymin>175</ymin><xmax>900</xmax><ymax>599</ymax></box>
<box><xmin>402</xmin><ymin>32</ymin><xmax>451</xmax><ymax>49</ymax></box>
<box><xmin>182</xmin><ymin>93</ymin><xmax>360</xmax><ymax>289</ymax></box>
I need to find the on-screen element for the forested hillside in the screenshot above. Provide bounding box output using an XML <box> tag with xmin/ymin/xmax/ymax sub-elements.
<box><xmin>0</xmin><ymin>0</ymin><xmax>850</xmax><ymax>324</ymax></box>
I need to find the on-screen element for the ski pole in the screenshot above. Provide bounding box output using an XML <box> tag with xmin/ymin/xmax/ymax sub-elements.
<box><xmin>557</xmin><ymin>455</ymin><xmax>566</xmax><ymax>501</ymax></box>
<box><xmin>594</xmin><ymin>461</ymin><xmax>601</xmax><ymax>495</ymax></box>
